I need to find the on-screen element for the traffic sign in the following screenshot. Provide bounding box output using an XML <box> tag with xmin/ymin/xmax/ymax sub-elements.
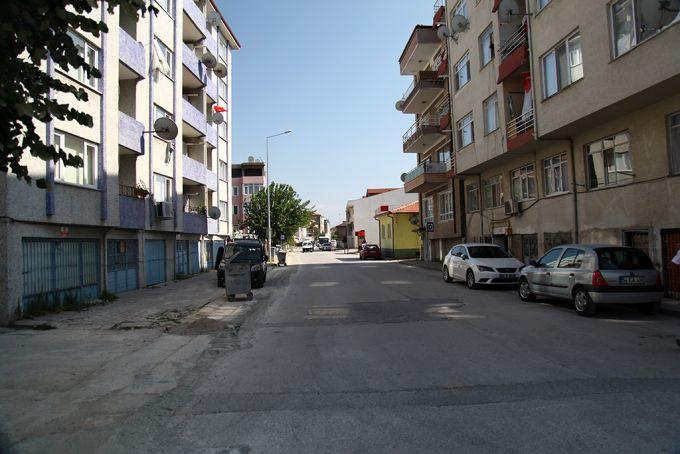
<box><xmin>426</xmin><ymin>222</ymin><xmax>435</xmax><ymax>233</ymax></box>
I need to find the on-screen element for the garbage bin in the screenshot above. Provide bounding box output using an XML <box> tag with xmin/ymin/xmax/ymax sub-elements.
<box><xmin>225</xmin><ymin>260</ymin><xmax>252</xmax><ymax>301</ymax></box>
<box><xmin>277</xmin><ymin>250</ymin><xmax>287</xmax><ymax>267</ymax></box>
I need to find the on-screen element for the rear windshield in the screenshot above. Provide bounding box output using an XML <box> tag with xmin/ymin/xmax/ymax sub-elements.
<box><xmin>232</xmin><ymin>245</ymin><xmax>263</xmax><ymax>262</ymax></box>
<box><xmin>468</xmin><ymin>246</ymin><xmax>510</xmax><ymax>258</ymax></box>
<box><xmin>596</xmin><ymin>248</ymin><xmax>654</xmax><ymax>270</ymax></box>
<box><xmin>365</xmin><ymin>245</ymin><xmax>379</xmax><ymax>250</ymax></box>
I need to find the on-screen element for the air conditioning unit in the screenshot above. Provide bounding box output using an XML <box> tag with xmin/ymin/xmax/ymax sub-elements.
<box><xmin>504</xmin><ymin>200</ymin><xmax>516</xmax><ymax>216</ymax></box>
<box><xmin>156</xmin><ymin>202</ymin><xmax>173</xmax><ymax>219</ymax></box>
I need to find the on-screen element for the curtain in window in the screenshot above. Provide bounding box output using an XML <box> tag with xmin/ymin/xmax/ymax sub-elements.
<box><xmin>613</xmin><ymin>0</ymin><xmax>635</xmax><ymax>56</ymax></box>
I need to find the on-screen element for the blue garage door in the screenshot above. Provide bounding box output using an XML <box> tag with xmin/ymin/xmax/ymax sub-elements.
<box><xmin>211</xmin><ymin>241</ymin><xmax>224</xmax><ymax>269</ymax></box>
<box><xmin>175</xmin><ymin>240</ymin><xmax>188</xmax><ymax>276</ymax></box>
<box><xmin>145</xmin><ymin>240</ymin><xmax>166</xmax><ymax>286</ymax></box>
<box><xmin>22</xmin><ymin>238</ymin><xmax>100</xmax><ymax>311</ymax></box>
<box><xmin>107</xmin><ymin>239</ymin><xmax>138</xmax><ymax>293</ymax></box>
<box><xmin>189</xmin><ymin>241</ymin><xmax>200</xmax><ymax>274</ymax></box>
<box><xmin>204</xmin><ymin>240</ymin><xmax>213</xmax><ymax>270</ymax></box>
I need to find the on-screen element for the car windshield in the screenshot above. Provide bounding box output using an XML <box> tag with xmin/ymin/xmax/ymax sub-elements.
<box><xmin>467</xmin><ymin>246</ymin><xmax>510</xmax><ymax>258</ymax></box>
<box><xmin>232</xmin><ymin>245</ymin><xmax>262</xmax><ymax>262</ymax></box>
<box><xmin>596</xmin><ymin>247</ymin><xmax>654</xmax><ymax>270</ymax></box>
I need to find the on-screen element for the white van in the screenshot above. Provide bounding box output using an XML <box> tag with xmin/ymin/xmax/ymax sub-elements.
<box><xmin>302</xmin><ymin>241</ymin><xmax>314</xmax><ymax>253</ymax></box>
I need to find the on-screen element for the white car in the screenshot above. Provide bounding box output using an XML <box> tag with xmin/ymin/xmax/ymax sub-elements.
<box><xmin>442</xmin><ymin>243</ymin><xmax>524</xmax><ymax>289</ymax></box>
<box><xmin>302</xmin><ymin>241</ymin><xmax>314</xmax><ymax>253</ymax></box>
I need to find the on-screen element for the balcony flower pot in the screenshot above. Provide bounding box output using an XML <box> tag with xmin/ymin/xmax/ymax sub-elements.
<box><xmin>134</xmin><ymin>187</ymin><xmax>150</xmax><ymax>199</ymax></box>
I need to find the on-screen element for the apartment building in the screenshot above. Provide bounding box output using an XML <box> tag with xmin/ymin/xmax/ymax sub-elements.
<box><xmin>0</xmin><ymin>0</ymin><xmax>240</xmax><ymax>324</ymax></box>
<box><xmin>231</xmin><ymin>159</ymin><xmax>266</xmax><ymax>235</ymax></box>
<box><xmin>396</xmin><ymin>1</ymin><xmax>465</xmax><ymax>262</ymax></box>
<box><xmin>438</xmin><ymin>0</ymin><xmax>680</xmax><ymax>297</ymax></box>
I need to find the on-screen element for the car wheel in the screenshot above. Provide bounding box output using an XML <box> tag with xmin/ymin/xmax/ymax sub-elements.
<box><xmin>637</xmin><ymin>302</ymin><xmax>661</xmax><ymax>315</ymax></box>
<box><xmin>518</xmin><ymin>278</ymin><xmax>536</xmax><ymax>302</ymax></box>
<box><xmin>573</xmin><ymin>288</ymin><xmax>596</xmax><ymax>317</ymax></box>
<box><xmin>443</xmin><ymin>266</ymin><xmax>453</xmax><ymax>283</ymax></box>
<box><xmin>466</xmin><ymin>270</ymin><xmax>477</xmax><ymax>289</ymax></box>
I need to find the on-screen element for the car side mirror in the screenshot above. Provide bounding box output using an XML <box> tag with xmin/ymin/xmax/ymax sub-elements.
<box><xmin>529</xmin><ymin>260</ymin><xmax>538</xmax><ymax>267</ymax></box>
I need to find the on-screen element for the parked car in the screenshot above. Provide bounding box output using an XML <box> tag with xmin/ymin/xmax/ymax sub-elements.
<box><xmin>443</xmin><ymin>243</ymin><xmax>524</xmax><ymax>289</ymax></box>
<box><xmin>320</xmin><ymin>243</ymin><xmax>332</xmax><ymax>251</ymax></box>
<box><xmin>359</xmin><ymin>244</ymin><xmax>382</xmax><ymax>260</ymax></box>
<box><xmin>518</xmin><ymin>245</ymin><xmax>663</xmax><ymax>316</ymax></box>
<box><xmin>217</xmin><ymin>239</ymin><xmax>268</xmax><ymax>289</ymax></box>
<box><xmin>302</xmin><ymin>241</ymin><xmax>314</xmax><ymax>253</ymax></box>
<box><xmin>331</xmin><ymin>240</ymin><xmax>337</xmax><ymax>249</ymax></box>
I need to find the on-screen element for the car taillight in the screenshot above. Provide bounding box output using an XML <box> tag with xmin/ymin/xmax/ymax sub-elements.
<box><xmin>592</xmin><ymin>270</ymin><xmax>608</xmax><ymax>287</ymax></box>
<box><xmin>655</xmin><ymin>272</ymin><xmax>662</xmax><ymax>287</ymax></box>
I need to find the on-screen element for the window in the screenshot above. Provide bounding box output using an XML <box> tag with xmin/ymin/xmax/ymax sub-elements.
<box><xmin>457</xmin><ymin>112</ymin><xmax>474</xmax><ymax>148</ymax></box>
<box><xmin>558</xmin><ymin>248</ymin><xmax>586</xmax><ymax>268</ymax></box>
<box><xmin>596</xmin><ymin>247</ymin><xmax>654</xmax><ymax>270</ymax></box>
<box><xmin>586</xmin><ymin>131</ymin><xmax>633</xmax><ymax>189</ymax></box>
<box><xmin>423</xmin><ymin>198</ymin><xmax>434</xmax><ymax>224</ymax></box>
<box><xmin>219</xmin><ymin>201</ymin><xmax>228</xmax><ymax>221</ymax></box>
<box><xmin>153</xmin><ymin>38</ymin><xmax>173</xmax><ymax>79</ymax></box>
<box><xmin>466</xmin><ymin>183</ymin><xmax>480</xmax><ymax>213</ymax></box>
<box><xmin>544</xmin><ymin>153</ymin><xmax>569</xmax><ymax>195</ymax></box>
<box><xmin>154</xmin><ymin>104</ymin><xmax>172</xmax><ymax>122</ymax></box>
<box><xmin>153</xmin><ymin>174</ymin><xmax>172</xmax><ymax>203</ymax></box>
<box><xmin>479</xmin><ymin>26</ymin><xmax>494</xmax><ymax>67</ymax></box>
<box><xmin>155</xmin><ymin>0</ymin><xmax>173</xmax><ymax>15</ymax></box>
<box><xmin>537</xmin><ymin>0</ymin><xmax>551</xmax><ymax>9</ymax></box>
<box><xmin>233</xmin><ymin>205</ymin><xmax>239</xmax><ymax>215</ymax></box>
<box><xmin>219</xmin><ymin>34</ymin><xmax>228</xmax><ymax>63</ymax></box>
<box><xmin>511</xmin><ymin>164</ymin><xmax>537</xmax><ymax>201</ymax></box>
<box><xmin>454</xmin><ymin>52</ymin><xmax>471</xmax><ymax>90</ymax></box>
<box><xmin>669</xmin><ymin>111</ymin><xmax>680</xmax><ymax>175</ymax></box>
<box><xmin>232</xmin><ymin>186</ymin><xmax>239</xmax><ymax>196</ymax></box>
<box><xmin>437</xmin><ymin>147</ymin><xmax>450</xmax><ymax>164</ymax></box>
<box><xmin>483</xmin><ymin>93</ymin><xmax>498</xmax><ymax>135</ymax></box>
<box><xmin>243</xmin><ymin>183</ymin><xmax>263</xmax><ymax>195</ymax></box>
<box><xmin>439</xmin><ymin>191</ymin><xmax>454</xmax><ymax>222</ymax></box>
<box><xmin>611</xmin><ymin>0</ymin><xmax>680</xmax><ymax>57</ymax></box>
<box><xmin>453</xmin><ymin>0</ymin><xmax>468</xmax><ymax>18</ymax></box>
<box><xmin>53</xmin><ymin>131</ymin><xmax>97</xmax><ymax>187</ymax></box>
<box><xmin>219</xmin><ymin>160</ymin><xmax>228</xmax><ymax>181</ymax></box>
<box><xmin>65</xmin><ymin>31</ymin><xmax>98</xmax><ymax>89</ymax></box>
<box><xmin>218</xmin><ymin>79</ymin><xmax>227</xmax><ymax>100</ymax></box>
<box><xmin>537</xmin><ymin>248</ymin><xmax>563</xmax><ymax>268</ymax></box>
<box><xmin>483</xmin><ymin>175</ymin><xmax>503</xmax><ymax>208</ymax></box>
<box><xmin>218</xmin><ymin>101</ymin><xmax>227</xmax><ymax>138</ymax></box>
<box><xmin>541</xmin><ymin>32</ymin><xmax>583</xmax><ymax>98</ymax></box>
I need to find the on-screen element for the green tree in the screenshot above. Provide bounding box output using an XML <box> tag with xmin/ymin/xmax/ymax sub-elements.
<box><xmin>1</xmin><ymin>0</ymin><xmax>147</xmax><ymax>185</ymax></box>
<box><xmin>244</xmin><ymin>183</ymin><xmax>314</xmax><ymax>246</ymax></box>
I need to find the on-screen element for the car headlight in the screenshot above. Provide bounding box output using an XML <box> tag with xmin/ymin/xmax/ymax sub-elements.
<box><xmin>251</xmin><ymin>264</ymin><xmax>262</xmax><ymax>272</ymax></box>
<box><xmin>477</xmin><ymin>265</ymin><xmax>494</xmax><ymax>272</ymax></box>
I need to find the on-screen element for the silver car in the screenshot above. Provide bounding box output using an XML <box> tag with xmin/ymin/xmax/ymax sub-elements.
<box><xmin>518</xmin><ymin>244</ymin><xmax>663</xmax><ymax>316</ymax></box>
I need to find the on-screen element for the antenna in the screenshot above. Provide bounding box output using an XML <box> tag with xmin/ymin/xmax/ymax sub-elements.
<box><xmin>200</xmin><ymin>52</ymin><xmax>218</xmax><ymax>69</ymax></box>
<box><xmin>395</xmin><ymin>100</ymin><xmax>405</xmax><ymax>111</ymax></box>
<box><xmin>208</xmin><ymin>206</ymin><xmax>221</xmax><ymax>220</ymax></box>
<box><xmin>400</xmin><ymin>173</ymin><xmax>408</xmax><ymax>182</ymax></box>
<box><xmin>151</xmin><ymin>117</ymin><xmax>178</xmax><ymax>140</ymax></box>
<box><xmin>247</xmin><ymin>156</ymin><xmax>255</xmax><ymax>163</ymax></box>
<box><xmin>437</xmin><ymin>25</ymin><xmax>457</xmax><ymax>43</ymax></box>
<box><xmin>206</xmin><ymin>11</ymin><xmax>221</xmax><ymax>27</ymax></box>
<box><xmin>210</xmin><ymin>111</ymin><xmax>224</xmax><ymax>125</ymax></box>
<box><xmin>214</xmin><ymin>62</ymin><xmax>227</xmax><ymax>78</ymax></box>
<box><xmin>450</xmin><ymin>15</ymin><xmax>470</xmax><ymax>33</ymax></box>
<box><xmin>499</xmin><ymin>0</ymin><xmax>521</xmax><ymax>23</ymax></box>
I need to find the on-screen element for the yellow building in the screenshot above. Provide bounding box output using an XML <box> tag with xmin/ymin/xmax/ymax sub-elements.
<box><xmin>375</xmin><ymin>202</ymin><xmax>421</xmax><ymax>259</ymax></box>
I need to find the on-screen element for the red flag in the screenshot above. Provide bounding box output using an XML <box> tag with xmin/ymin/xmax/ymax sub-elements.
<box><xmin>213</xmin><ymin>105</ymin><xmax>227</xmax><ymax>113</ymax></box>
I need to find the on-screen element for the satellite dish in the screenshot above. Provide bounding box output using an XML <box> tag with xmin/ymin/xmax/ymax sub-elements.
<box><xmin>437</xmin><ymin>25</ymin><xmax>451</xmax><ymax>41</ymax></box>
<box><xmin>450</xmin><ymin>15</ymin><xmax>470</xmax><ymax>33</ymax></box>
<box><xmin>201</xmin><ymin>52</ymin><xmax>218</xmax><ymax>69</ymax></box>
<box><xmin>206</xmin><ymin>11</ymin><xmax>221</xmax><ymax>27</ymax></box>
<box><xmin>214</xmin><ymin>62</ymin><xmax>227</xmax><ymax>78</ymax></box>
<box><xmin>395</xmin><ymin>100</ymin><xmax>405</xmax><ymax>111</ymax></box>
<box><xmin>247</xmin><ymin>156</ymin><xmax>255</xmax><ymax>163</ymax></box>
<box><xmin>208</xmin><ymin>206</ymin><xmax>221</xmax><ymax>220</ymax></box>
<box><xmin>400</xmin><ymin>173</ymin><xmax>407</xmax><ymax>182</ymax></box>
<box><xmin>153</xmin><ymin>117</ymin><xmax>178</xmax><ymax>141</ymax></box>
<box><xmin>211</xmin><ymin>111</ymin><xmax>224</xmax><ymax>124</ymax></box>
<box><xmin>409</xmin><ymin>215</ymin><xmax>419</xmax><ymax>225</ymax></box>
<box><xmin>499</xmin><ymin>0</ymin><xmax>521</xmax><ymax>23</ymax></box>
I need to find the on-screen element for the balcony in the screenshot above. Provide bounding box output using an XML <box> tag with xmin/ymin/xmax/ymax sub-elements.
<box><xmin>183</xmin><ymin>211</ymin><xmax>208</xmax><ymax>235</ymax></box>
<box><xmin>497</xmin><ymin>25</ymin><xmax>529</xmax><ymax>84</ymax></box>
<box><xmin>208</xmin><ymin>217</ymin><xmax>219</xmax><ymax>235</ymax></box>
<box><xmin>119</xmin><ymin>186</ymin><xmax>146</xmax><ymax>230</ymax></box>
<box><xmin>183</xmin><ymin>154</ymin><xmax>210</xmax><ymax>186</ymax></box>
<box><xmin>399</xmin><ymin>26</ymin><xmax>441</xmax><ymax>76</ymax></box>
<box><xmin>403</xmin><ymin>161</ymin><xmax>449</xmax><ymax>193</ymax></box>
<box><xmin>433</xmin><ymin>0</ymin><xmax>446</xmax><ymax>24</ymax></box>
<box><xmin>207</xmin><ymin>124</ymin><xmax>218</xmax><ymax>148</ymax></box>
<box><xmin>206</xmin><ymin>169</ymin><xmax>218</xmax><ymax>192</ymax></box>
<box><xmin>119</xmin><ymin>29</ymin><xmax>145</xmax><ymax>79</ymax></box>
<box><xmin>182</xmin><ymin>98</ymin><xmax>206</xmax><ymax>136</ymax></box>
<box><xmin>205</xmin><ymin>34</ymin><xmax>218</xmax><ymax>61</ymax></box>
<box><xmin>205</xmin><ymin>77</ymin><xmax>217</xmax><ymax>102</ymax></box>
<box><xmin>506</xmin><ymin>108</ymin><xmax>535</xmax><ymax>151</ymax></box>
<box><xmin>397</xmin><ymin>71</ymin><xmax>446</xmax><ymax>115</ymax></box>
<box><xmin>118</xmin><ymin>111</ymin><xmax>144</xmax><ymax>155</ymax></box>
<box><xmin>402</xmin><ymin>115</ymin><xmax>445</xmax><ymax>154</ymax></box>
<box><xmin>183</xmin><ymin>0</ymin><xmax>207</xmax><ymax>43</ymax></box>
<box><xmin>182</xmin><ymin>43</ymin><xmax>208</xmax><ymax>88</ymax></box>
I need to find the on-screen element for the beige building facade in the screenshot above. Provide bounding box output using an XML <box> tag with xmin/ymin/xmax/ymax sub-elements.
<box><xmin>0</xmin><ymin>0</ymin><xmax>240</xmax><ymax>324</ymax></box>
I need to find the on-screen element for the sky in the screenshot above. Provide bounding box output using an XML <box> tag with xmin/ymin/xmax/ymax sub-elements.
<box><xmin>215</xmin><ymin>0</ymin><xmax>437</xmax><ymax>226</ymax></box>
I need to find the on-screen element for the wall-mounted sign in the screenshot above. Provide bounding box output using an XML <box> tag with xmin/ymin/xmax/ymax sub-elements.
<box><xmin>426</xmin><ymin>222</ymin><xmax>435</xmax><ymax>233</ymax></box>
<box><xmin>59</xmin><ymin>227</ymin><xmax>69</xmax><ymax>238</ymax></box>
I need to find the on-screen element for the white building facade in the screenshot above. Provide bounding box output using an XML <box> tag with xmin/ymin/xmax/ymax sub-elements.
<box><xmin>346</xmin><ymin>189</ymin><xmax>418</xmax><ymax>248</ymax></box>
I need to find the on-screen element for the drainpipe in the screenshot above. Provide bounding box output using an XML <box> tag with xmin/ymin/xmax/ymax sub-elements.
<box><xmin>388</xmin><ymin>213</ymin><xmax>395</xmax><ymax>258</ymax></box>
<box><xmin>478</xmin><ymin>173</ymin><xmax>484</xmax><ymax>242</ymax></box>
<box><xmin>148</xmin><ymin>1</ymin><xmax>155</xmax><ymax>230</ymax></box>
<box><xmin>99</xmin><ymin>6</ymin><xmax>108</xmax><ymax>222</ymax></box>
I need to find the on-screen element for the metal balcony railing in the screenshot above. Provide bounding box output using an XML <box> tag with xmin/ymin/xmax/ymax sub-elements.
<box><xmin>433</xmin><ymin>0</ymin><xmax>444</xmax><ymax>12</ymax></box>
<box><xmin>404</xmin><ymin>161</ymin><xmax>449</xmax><ymax>183</ymax></box>
<box><xmin>402</xmin><ymin>114</ymin><xmax>441</xmax><ymax>145</ymax></box>
<box><xmin>119</xmin><ymin>184</ymin><xmax>136</xmax><ymax>197</ymax></box>
<box><xmin>499</xmin><ymin>25</ymin><xmax>528</xmax><ymax>61</ymax></box>
<box><xmin>400</xmin><ymin>79</ymin><xmax>416</xmax><ymax>104</ymax></box>
<box><xmin>506</xmin><ymin>108</ymin><xmax>534</xmax><ymax>139</ymax></box>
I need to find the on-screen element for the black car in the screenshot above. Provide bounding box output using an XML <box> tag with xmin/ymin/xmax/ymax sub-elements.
<box><xmin>217</xmin><ymin>240</ymin><xmax>268</xmax><ymax>289</ymax></box>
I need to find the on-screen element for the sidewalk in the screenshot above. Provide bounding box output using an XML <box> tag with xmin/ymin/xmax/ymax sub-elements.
<box><xmin>399</xmin><ymin>259</ymin><xmax>680</xmax><ymax>316</ymax></box>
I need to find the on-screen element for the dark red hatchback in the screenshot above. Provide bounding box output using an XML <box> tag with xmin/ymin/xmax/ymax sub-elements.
<box><xmin>359</xmin><ymin>244</ymin><xmax>382</xmax><ymax>260</ymax></box>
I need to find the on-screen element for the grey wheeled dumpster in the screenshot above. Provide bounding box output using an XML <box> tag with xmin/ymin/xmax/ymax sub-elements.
<box><xmin>225</xmin><ymin>261</ymin><xmax>252</xmax><ymax>301</ymax></box>
<box><xmin>277</xmin><ymin>250</ymin><xmax>287</xmax><ymax>266</ymax></box>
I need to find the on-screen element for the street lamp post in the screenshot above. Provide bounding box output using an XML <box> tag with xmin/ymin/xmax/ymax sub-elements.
<box><xmin>266</xmin><ymin>130</ymin><xmax>292</xmax><ymax>257</ymax></box>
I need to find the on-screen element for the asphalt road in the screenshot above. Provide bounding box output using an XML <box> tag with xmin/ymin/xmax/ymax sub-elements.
<box><xmin>118</xmin><ymin>250</ymin><xmax>680</xmax><ymax>453</ymax></box>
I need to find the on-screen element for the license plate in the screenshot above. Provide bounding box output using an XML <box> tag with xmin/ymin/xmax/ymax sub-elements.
<box><xmin>619</xmin><ymin>276</ymin><xmax>644</xmax><ymax>285</ymax></box>
<box><xmin>500</xmin><ymin>273</ymin><xmax>516</xmax><ymax>279</ymax></box>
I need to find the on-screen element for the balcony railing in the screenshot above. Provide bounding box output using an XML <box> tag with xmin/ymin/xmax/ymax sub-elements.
<box><xmin>119</xmin><ymin>29</ymin><xmax>146</xmax><ymax>78</ymax></box>
<box><xmin>506</xmin><ymin>108</ymin><xmax>534</xmax><ymax>139</ymax></box>
<box><xmin>404</xmin><ymin>161</ymin><xmax>448</xmax><ymax>183</ymax></box>
<box><xmin>402</xmin><ymin>114</ymin><xmax>441</xmax><ymax>145</ymax></box>
<box><xmin>499</xmin><ymin>25</ymin><xmax>528</xmax><ymax>61</ymax></box>
<box><xmin>433</xmin><ymin>0</ymin><xmax>444</xmax><ymax>12</ymax></box>
<box><xmin>118</xmin><ymin>111</ymin><xmax>144</xmax><ymax>154</ymax></box>
<box><xmin>182</xmin><ymin>98</ymin><xmax>207</xmax><ymax>135</ymax></box>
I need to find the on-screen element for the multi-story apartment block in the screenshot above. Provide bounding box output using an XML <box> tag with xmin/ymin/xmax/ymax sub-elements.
<box><xmin>0</xmin><ymin>0</ymin><xmax>240</xmax><ymax>324</ymax></box>
<box><xmin>432</xmin><ymin>0</ymin><xmax>680</xmax><ymax>298</ymax></box>
<box><xmin>231</xmin><ymin>159</ymin><xmax>266</xmax><ymax>235</ymax></box>
<box><xmin>396</xmin><ymin>1</ymin><xmax>465</xmax><ymax>262</ymax></box>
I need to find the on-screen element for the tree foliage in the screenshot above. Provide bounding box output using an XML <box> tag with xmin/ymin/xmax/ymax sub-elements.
<box><xmin>243</xmin><ymin>183</ymin><xmax>314</xmax><ymax>246</ymax></box>
<box><xmin>1</xmin><ymin>0</ymin><xmax>147</xmax><ymax>185</ymax></box>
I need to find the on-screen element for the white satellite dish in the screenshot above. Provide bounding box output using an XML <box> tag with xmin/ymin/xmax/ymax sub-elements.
<box><xmin>247</xmin><ymin>156</ymin><xmax>255</xmax><ymax>163</ymax></box>
<box><xmin>400</xmin><ymin>173</ymin><xmax>408</xmax><ymax>182</ymax></box>
<box><xmin>395</xmin><ymin>100</ymin><xmax>405</xmax><ymax>111</ymax></box>
<box><xmin>206</xmin><ymin>11</ymin><xmax>221</xmax><ymax>27</ymax></box>
<box><xmin>153</xmin><ymin>117</ymin><xmax>178</xmax><ymax>141</ymax></box>
<box><xmin>437</xmin><ymin>25</ymin><xmax>452</xmax><ymax>42</ymax></box>
<box><xmin>208</xmin><ymin>206</ymin><xmax>221</xmax><ymax>220</ymax></box>
<box><xmin>450</xmin><ymin>15</ymin><xmax>470</xmax><ymax>33</ymax></box>
<box><xmin>499</xmin><ymin>0</ymin><xmax>521</xmax><ymax>23</ymax></box>
<box><xmin>214</xmin><ymin>62</ymin><xmax>227</xmax><ymax>78</ymax></box>
<box><xmin>201</xmin><ymin>52</ymin><xmax>218</xmax><ymax>69</ymax></box>
<box><xmin>409</xmin><ymin>215</ymin><xmax>419</xmax><ymax>225</ymax></box>
<box><xmin>211</xmin><ymin>111</ymin><xmax>224</xmax><ymax>124</ymax></box>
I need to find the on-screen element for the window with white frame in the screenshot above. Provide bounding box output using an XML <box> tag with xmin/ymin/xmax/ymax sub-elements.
<box><xmin>218</xmin><ymin>101</ymin><xmax>227</xmax><ymax>138</ymax></box>
<box><xmin>537</xmin><ymin>0</ymin><xmax>551</xmax><ymax>10</ymax></box>
<box><xmin>511</xmin><ymin>164</ymin><xmax>537</xmax><ymax>202</ymax></box>
<box><xmin>243</xmin><ymin>183</ymin><xmax>263</xmax><ymax>195</ymax></box>
<box><xmin>153</xmin><ymin>37</ymin><xmax>174</xmax><ymax>79</ymax></box>
<box><xmin>453</xmin><ymin>0</ymin><xmax>468</xmax><ymax>18</ymax></box>
<box><xmin>218</xmin><ymin>79</ymin><xmax>227</xmax><ymax>100</ymax></box>
<box><xmin>543</xmin><ymin>153</ymin><xmax>569</xmax><ymax>195</ymax></box>
<box><xmin>669</xmin><ymin>112</ymin><xmax>680</xmax><ymax>175</ymax></box>
<box><xmin>611</xmin><ymin>0</ymin><xmax>680</xmax><ymax>57</ymax></box>
<box><xmin>457</xmin><ymin>112</ymin><xmax>474</xmax><ymax>148</ymax></box>
<box><xmin>454</xmin><ymin>52</ymin><xmax>471</xmax><ymax>91</ymax></box>
<box><xmin>154</xmin><ymin>104</ymin><xmax>173</xmax><ymax>122</ymax></box>
<box><xmin>437</xmin><ymin>147</ymin><xmax>450</xmax><ymax>164</ymax></box>
<box><xmin>542</xmin><ymin>32</ymin><xmax>583</xmax><ymax>98</ymax></box>
<box><xmin>483</xmin><ymin>175</ymin><xmax>503</xmax><ymax>208</ymax></box>
<box><xmin>439</xmin><ymin>191</ymin><xmax>454</xmax><ymax>221</ymax></box>
<box><xmin>219</xmin><ymin>201</ymin><xmax>228</xmax><ymax>221</ymax></box>
<box><xmin>466</xmin><ymin>183</ymin><xmax>480</xmax><ymax>212</ymax></box>
<box><xmin>423</xmin><ymin>197</ymin><xmax>434</xmax><ymax>224</ymax></box>
<box><xmin>232</xmin><ymin>185</ymin><xmax>239</xmax><ymax>196</ymax></box>
<box><xmin>479</xmin><ymin>25</ymin><xmax>494</xmax><ymax>67</ymax></box>
<box><xmin>65</xmin><ymin>31</ymin><xmax>98</xmax><ymax>89</ymax></box>
<box><xmin>53</xmin><ymin>130</ymin><xmax>97</xmax><ymax>187</ymax></box>
<box><xmin>219</xmin><ymin>160</ymin><xmax>228</xmax><ymax>181</ymax></box>
<box><xmin>219</xmin><ymin>34</ymin><xmax>228</xmax><ymax>63</ymax></box>
<box><xmin>483</xmin><ymin>93</ymin><xmax>498</xmax><ymax>135</ymax></box>
<box><xmin>155</xmin><ymin>0</ymin><xmax>173</xmax><ymax>15</ymax></box>
<box><xmin>586</xmin><ymin>131</ymin><xmax>633</xmax><ymax>189</ymax></box>
<box><xmin>153</xmin><ymin>174</ymin><xmax>172</xmax><ymax>203</ymax></box>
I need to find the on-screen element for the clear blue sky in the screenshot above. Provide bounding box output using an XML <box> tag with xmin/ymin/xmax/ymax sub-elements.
<box><xmin>215</xmin><ymin>0</ymin><xmax>435</xmax><ymax>226</ymax></box>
